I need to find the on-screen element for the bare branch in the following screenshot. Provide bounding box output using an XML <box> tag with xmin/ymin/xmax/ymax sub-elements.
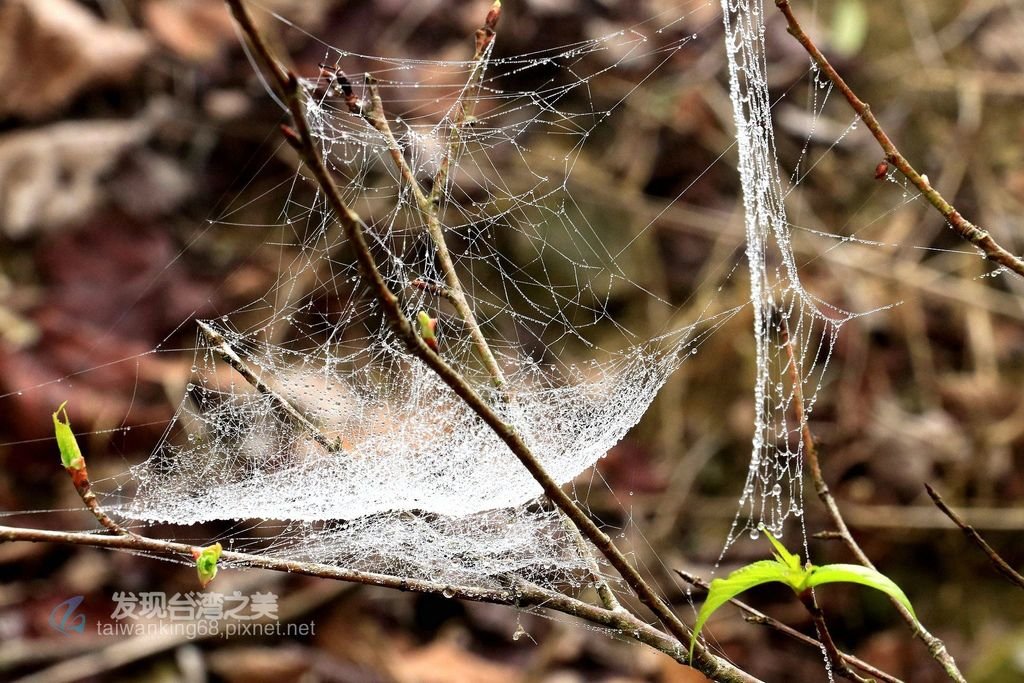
<box><xmin>223</xmin><ymin>2</ymin><xmax>756</xmax><ymax>679</ymax></box>
<box><xmin>197</xmin><ymin>321</ymin><xmax>341</xmax><ymax>454</ymax></box>
<box><xmin>0</xmin><ymin>524</ymin><xmax>688</xmax><ymax>667</ymax></box>
<box><xmin>925</xmin><ymin>483</ymin><xmax>1024</xmax><ymax>590</ymax></box>
<box><xmin>774</xmin><ymin>0</ymin><xmax>1024</xmax><ymax>279</ymax></box>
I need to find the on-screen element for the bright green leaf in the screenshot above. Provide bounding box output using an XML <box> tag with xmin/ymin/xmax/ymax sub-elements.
<box><xmin>688</xmin><ymin>535</ymin><xmax>916</xmax><ymax>662</ymax></box>
<box><xmin>764</xmin><ymin>530</ymin><xmax>801</xmax><ymax>571</ymax></box>
<box><xmin>690</xmin><ymin>560</ymin><xmax>794</xmax><ymax>660</ymax></box>
<box><xmin>52</xmin><ymin>401</ymin><xmax>84</xmax><ymax>471</ymax></box>
<box><xmin>804</xmin><ymin>563</ymin><xmax>916</xmax><ymax>618</ymax></box>
<box><xmin>195</xmin><ymin>543</ymin><xmax>223</xmax><ymax>588</ymax></box>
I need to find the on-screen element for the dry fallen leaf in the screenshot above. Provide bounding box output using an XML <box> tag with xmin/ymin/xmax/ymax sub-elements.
<box><xmin>143</xmin><ymin>0</ymin><xmax>237</xmax><ymax>63</ymax></box>
<box><xmin>0</xmin><ymin>0</ymin><xmax>150</xmax><ymax>120</ymax></box>
<box><xmin>389</xmin><ymin>638</ymin><xmax>523</xmax><ymax>683</ymax></box>
<box><xmin>0</xmin><ymin>118</ymin><xmax>153</xmax><ymax>238</ymax></box>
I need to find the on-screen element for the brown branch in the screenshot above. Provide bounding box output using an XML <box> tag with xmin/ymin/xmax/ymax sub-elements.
<box><xmin>774</xmin><ymin>0</ymin><xmax>1024</xmax><ymax>279</ymax></box>
<box><xmin>675</xmin><ymin>570</ymin><xmax>902</xmax><ymax>683</ymax></box>
<box><xmin>411</xmin><ymin>277</ymin><xmax>454</xmax><ymax>302</ymax></box>
<box><xmin>66</xmin><ymin>466</ymin><xmax>132</xmax><ymax>536</ymax></box>
<box><xmin>223</xmin><ymin>2</ymin><xmax>755</xmax><ymax>680</ymax></box>
<box><xmin>779</xmin><ymin>320</ymin><xmax>966</xmax><ymax>683</ymax></box>
<box><xmin>430</xmin><ymin>0</ymin><xmax>499</xmax><ymax>206</ymax></box>
<box><xmin>196</xmin><ymin>321</ymin><xmax>341</xmax><ymax>454</ymax></box>
<box><xmin>360</xmin><ymin>74</ymin><xmax>507</xmax><ymax>390</ymax></box>
<box><xmin>0</xmin><ymin>524</ymin><xmax>688</xmax><ymax>666</ymax></box>
<box><xmin>798</xmin><ymin>591</ymin><xmax>873</xmax><ymax>683</ymax></box>
<box><xmin>925</xmin><ymin>483</ymin><xmax>1024</xmax><ymax>590</ymax></box>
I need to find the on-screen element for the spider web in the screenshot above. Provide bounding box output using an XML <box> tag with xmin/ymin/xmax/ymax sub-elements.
<box><xmin>83</xmin><ymin>0</ymin><xmax>921</xmax><ymax>589</ymax></box>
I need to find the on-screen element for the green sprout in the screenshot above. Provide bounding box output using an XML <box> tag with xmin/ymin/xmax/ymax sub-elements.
<box><xmin>416</xmin><ymin>310</ymin><xmax>438</xmax><ymax>351</ymax></box>
<box><xmin>193</xmin><ymin>543</ymin><xmax>223</xmax><ymax>588</ymax></box>
<box><xmin>53</xmin><ymin>401</ymin><xmax>85</xmax><ymax>471</ymax></box>
<box><xmin>690</xmin><ymin>530</ymin><xmax>915</xmax><ymax>660</ymax></box>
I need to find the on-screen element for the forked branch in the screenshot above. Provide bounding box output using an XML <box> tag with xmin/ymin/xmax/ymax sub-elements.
<box><xmin>222</xmin><ymin>1</ymin><xmax>754</xmax><ymax>679</ymax></box>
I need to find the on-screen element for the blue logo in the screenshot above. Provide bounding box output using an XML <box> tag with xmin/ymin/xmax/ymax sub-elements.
<box><xmin>49</xmin><ymin>596</ymin><xmax>86</xmax><ymax>635</ymax></box>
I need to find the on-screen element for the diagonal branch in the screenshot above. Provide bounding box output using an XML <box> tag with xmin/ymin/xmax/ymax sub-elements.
<box><xmin>774</xmin><ymin>0</ymin><xmax>1024</xmax><ymax>279</ymax></box>
<box><xmin>197</xmin><ymin>321</ymin><xmax>341</xmax><ymax>454</ymax></box>
<box><xmin>363</xmin><ymin>74</ymin><xmax>507</xmax><ymax>389</ymax></box>
<box><xmin>925</xmin><ymin>483</ymin><xmax>1024</xmax><ymax>590</ymax></box>
<box><xmin>336</xmin><ymin>65</ymin><xmax>506</xmax><ymax>389</ymax></box>
<box><xmin>797</xmin><ymin>590</ymin><xmax>872</xmax><ymax>683</ymax></box>
<box><xmin>430</xmin><ymin>1</ymin><xmax>499</xmax><ymax>205</ymax></box>
<box><xmin>224</xmin><ymin>2</ymin><xmax>755</xmax><ymax>680</ymax></box>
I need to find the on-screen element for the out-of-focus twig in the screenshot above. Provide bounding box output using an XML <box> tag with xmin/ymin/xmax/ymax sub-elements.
<box><xmin>925</xmin><ymin>483</ymin><xmax>1024</xmax><ymax>590</ymax></box>
<box><xmin>774</xmin><ymin>0</ymin><xmax>1024</xmax><ymax>279</ymax></box>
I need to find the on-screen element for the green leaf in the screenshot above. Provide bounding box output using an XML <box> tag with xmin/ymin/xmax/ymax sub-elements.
<box><xmin>195</xmin><ymin>543</ymin><xmax>223</xmax><ymax>588</ymax></box>
<box><xmin>52</xmin><ymin>401</ymin><xmax>84</xmax><ymax>471</ymax></box>
<box><xmin>804</xmin><ymin>563</ymin><xmax>916</xmax><ymax>618</ymax></box>
<box><xmin>690</xmin><ymin>560</ymin><xmax>793</xmax><ymax>660</ymax></box>
<box><xmin>764</xmin><ymin>530</ymin><xmax>801</xmax><ymax>571</ymax></box>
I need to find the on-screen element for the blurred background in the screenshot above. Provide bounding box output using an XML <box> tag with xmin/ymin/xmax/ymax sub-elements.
<box><xmin>1</xmin><ymin>0</ymin><xmax>1023</xmax><ymax>681</ymax></box>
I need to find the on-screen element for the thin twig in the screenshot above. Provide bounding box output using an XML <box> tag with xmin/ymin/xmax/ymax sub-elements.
<box><xmin>66</xmin><ymin>467</ymin><xmax>132</xmax><ymax>536</ymax></box>
<box><xmin>773</xmin><ymin>0</ymin><xmax>1024</xmax><ymax>279</ymax></box>
<box><xmin>224</xmin><ymin>2</ymin><xmax>754</xmax><ymax>679</ymax></box>
<box><xmin>360</xmin><ymin>74</ymin><xmax>507</xmax><ymax>389</ymax></box>
<box><xmin>924</xmin><ymin>483</ymin><xmax>1024</xmax><ymax>590</ymax></box>
<box><xmin>558</xmin><ymin>513</ymin><xmax>625</xmax><ymax>613</ymax></box>
<box><xmin>675</xmin><ymin>570</ymin><xmax>902</xmax><ymax>683</ymax></box>
<box><xmin>0</xmin><ymin>524</ymin><xmax>693</xmax><ymax>668</ymax></box>
<box><xmin>430</xmin><ymin>1</ymin><xmax>499</xmax><ymax>205</ymax></box>
<box><xmin>797</xmin><ymin>591</ymin><xmax>872</xmax><ymax>683</ymax></box>
<box><xmin>196</xmin><ymin>321</ymin><xmax>340</xmax><ymax>454</ymax></box>
<box><xmin>778</xmin><ymin>320</ymin><xmax>966</xmax><ymax>683</ymax></box>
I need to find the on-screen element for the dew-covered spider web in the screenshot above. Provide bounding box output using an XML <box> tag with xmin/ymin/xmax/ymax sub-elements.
<box><xmin>85</xmin><ymin>0</ymin><xmax>916</xmax><ymax>589</ymax></box>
